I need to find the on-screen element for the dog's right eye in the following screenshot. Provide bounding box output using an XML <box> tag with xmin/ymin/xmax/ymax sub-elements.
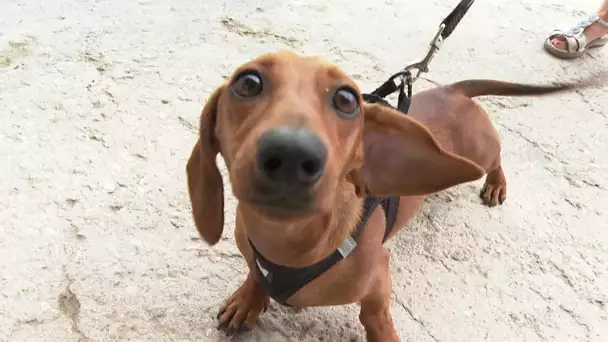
<box><xmin>332</xmin><ymin>87</ymin><xmax>360</xmax><ymax>118</ymax></box>
<box><xmin>231</xmin><ymin>71</ymin><xmax>263</xmax><ymax>98</ymax></box>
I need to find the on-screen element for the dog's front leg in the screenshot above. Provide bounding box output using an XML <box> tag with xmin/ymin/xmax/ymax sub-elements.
<box><xmin>359</xmin><ymin>252</ymin><xmax>399</xmax><ymax>342</ymax></box>
<box><xmin>217</xmin><ymin>213</ymin><xmax>270</xmax><ymax>333</ymax></box>
<box><xmin>217</xmin><ymin>271</ymin><xmax>270</xmax><ymax>333</ymax></box>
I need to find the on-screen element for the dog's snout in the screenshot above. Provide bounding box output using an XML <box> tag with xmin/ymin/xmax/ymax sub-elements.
<box><xmin>257</xmin><ymin>126</ymin><xmax>327</xmax><ymax>186</ymax></box>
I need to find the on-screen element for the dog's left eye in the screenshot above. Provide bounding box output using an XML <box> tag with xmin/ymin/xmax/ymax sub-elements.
<box><xmin>231</xmin><ymin>71</ymin><xmax>263</xmax><ymax>98</ymax></box>
<box><xmin>332</xmin><ymin>87</ymin><xmax>360</xmax><ymax>117</ymax></box>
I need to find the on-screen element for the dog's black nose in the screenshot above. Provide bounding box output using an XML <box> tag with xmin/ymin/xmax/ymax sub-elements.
<box><xmin>256</xmin><ymin>126</ymin><xmax>327</xmax><ymax>186</ymax></box>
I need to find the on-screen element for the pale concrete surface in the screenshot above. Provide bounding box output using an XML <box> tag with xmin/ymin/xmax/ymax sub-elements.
<box><xmin>1</xmin><ymin>0</ymin><xmax>607</xmax><ymax>341</ymax></box>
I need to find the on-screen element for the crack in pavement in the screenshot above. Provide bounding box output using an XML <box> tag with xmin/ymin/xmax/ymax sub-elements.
<box><xmin>496</xmin><ymin>122</ymin><xmax>566</xmax><ymax>165</ymax></box>
<box><xmin>393</xmin><ymin>295</ymin><xmax>439</xmax><ymax>342</ymax></box>
<box><xmin>529</xmin><ymin>286</ymin><xmax>592</xmax><ymax>338</ymax></box>
<box><xmin>574</xmin><ymin>88</ymin><xmax>606</xmax><ymax>119</ymax></box>
<box><xmin>58</xmin><ymin>272</ymin><xmax>88</xmax><ymax>341</ymax></box>
<box><xmin>548</xmin><ymin>260</ymin><xmax>576</xmax><ymax>290</ymax></box>
<box><xmin>559</xmin><ymin>304</ymin><xmax>591</xmax><ymax>334</ymax></box>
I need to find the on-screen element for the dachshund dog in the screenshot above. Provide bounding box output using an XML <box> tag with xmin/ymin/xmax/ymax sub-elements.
<box><xmin>186</xmin><ymin>51</ymin><xmax>598</xmax><ymax>341</ymax></box>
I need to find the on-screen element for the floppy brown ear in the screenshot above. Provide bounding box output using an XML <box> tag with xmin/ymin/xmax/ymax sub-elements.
<box><xmin>186</xmin><ymin>86</ymin><xmax>225</xmax><ymax>245</ymax></box>
<box><xmin>361</xmin><ymin>102</ymin><xmax>485</xmax><ymax>196</ymax></box>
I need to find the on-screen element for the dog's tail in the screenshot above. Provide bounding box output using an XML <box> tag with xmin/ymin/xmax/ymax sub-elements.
<box><xmin>448</xmin><ymin>74</ymin><xmax>604</xmax><ymax>99</ymax></box>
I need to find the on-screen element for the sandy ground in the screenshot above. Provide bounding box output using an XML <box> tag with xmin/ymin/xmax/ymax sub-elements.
<box><xmin>1</xmin><ymin>0</ymin><xmax>607</xmax><ymax>341</ymax></box>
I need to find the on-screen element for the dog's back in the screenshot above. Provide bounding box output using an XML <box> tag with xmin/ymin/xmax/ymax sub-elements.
<box><xmin>407</xmin><ymin>75</ymin><xmax>603</xmax><ymax>173</ymax></box>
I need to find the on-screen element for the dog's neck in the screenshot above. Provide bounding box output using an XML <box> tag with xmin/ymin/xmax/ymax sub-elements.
<box><xmin>241</xmin><ymin>180</ymin><xmax>363</xmax><ymax>268</ymax></box>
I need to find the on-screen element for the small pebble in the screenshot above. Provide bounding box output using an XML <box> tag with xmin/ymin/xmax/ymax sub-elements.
<box><xmin>103</xmin><ymin>183</ymin><xmax>116</xmax><ymax>194</ymax></box>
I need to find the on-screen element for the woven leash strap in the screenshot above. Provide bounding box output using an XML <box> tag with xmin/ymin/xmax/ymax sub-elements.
<box><xmin>441</xmin><ymin>0</ymin><xmax>476</xmax><ymax>39</ymax></box>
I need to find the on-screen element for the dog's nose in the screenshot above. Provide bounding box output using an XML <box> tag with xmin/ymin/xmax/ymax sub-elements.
<box><xmin>256</xmin><ymin>126</ymin><xmax>327</xmax><ymax>186</ymax></box>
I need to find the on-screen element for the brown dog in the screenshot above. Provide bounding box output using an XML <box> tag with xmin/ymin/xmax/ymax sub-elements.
<box><xmin>186</xmin><ymin>51</ymin><xmax>596</xmax><ymax>341</ymax></box>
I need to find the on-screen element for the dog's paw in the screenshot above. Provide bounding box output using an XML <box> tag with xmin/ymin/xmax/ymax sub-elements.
<box><xmin>480</xmin><ymin>167</ymin><xmax>507</xmax><ymax>207</ymax></box>
<box><xmin>480</xmin><ymin>181</ymin><xmax>507</xmax><ymax>207</ymax></box>
<box><xmin>217</xmin><ymin>276</ymin><xmax>270</xmax><ymax>334</ymax></box>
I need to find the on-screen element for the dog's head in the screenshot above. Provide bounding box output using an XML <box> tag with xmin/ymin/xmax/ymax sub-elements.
<box><xmin>187</xmin><ymin>51</ymin><xmax>484</xmax><ymax>245</ymax></box>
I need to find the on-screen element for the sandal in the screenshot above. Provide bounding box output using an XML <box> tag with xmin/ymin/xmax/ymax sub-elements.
<box><xmin>544</xmin><ymin>14</ymin><xmax>608</xmax><ymax>59</ymax></box>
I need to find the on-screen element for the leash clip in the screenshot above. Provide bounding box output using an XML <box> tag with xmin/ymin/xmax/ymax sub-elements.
<box><xmin>402</xmin><ymin>23</ymin><xmax>446</xmax><ymax>85</ymax></box>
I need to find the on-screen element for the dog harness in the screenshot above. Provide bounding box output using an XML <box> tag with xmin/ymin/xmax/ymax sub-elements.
<box><xmin>250</xmin><ymin>195</ymin><xmax>400</xmax><ymax>306</ymax></box>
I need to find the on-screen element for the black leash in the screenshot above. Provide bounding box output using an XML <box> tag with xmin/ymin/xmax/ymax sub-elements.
<box><xmin>441</xmin><ymin>0</ymin><xmax>476</xmax><ymax>39</ymax></box>
<box><xmin>363</xmin><ymin>0</ymin><xmax>476</xmax><ymax>114</ymax></box>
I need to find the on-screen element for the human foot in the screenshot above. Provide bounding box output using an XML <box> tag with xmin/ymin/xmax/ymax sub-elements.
<box><xmin>544</xmin><ymin>14</ymin><xmax>608</xmax><ymax>59</ymax></box>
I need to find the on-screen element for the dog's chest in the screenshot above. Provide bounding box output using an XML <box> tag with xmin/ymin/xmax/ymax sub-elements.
<box><xmin>249</xmin><ymin>195</ymin><xmax>399</xmax><ymax>306</ymax></box>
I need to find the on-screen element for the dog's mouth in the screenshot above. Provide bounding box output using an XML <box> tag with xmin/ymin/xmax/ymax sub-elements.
<box><xmin>243</xmin><ymin>180</ymin><xmax>316</xmax><ymax>217</ymax></box>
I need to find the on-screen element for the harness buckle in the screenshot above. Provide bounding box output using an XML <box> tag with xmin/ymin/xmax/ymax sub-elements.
<box><xmin>337</xmin><ymin>236</ymin><xmax>357</xmax><ymax>258</ymax></box>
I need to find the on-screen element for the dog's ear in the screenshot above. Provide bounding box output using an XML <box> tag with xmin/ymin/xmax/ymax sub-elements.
<box><xmin>186</xmin><ymin>86</ymin><xmax>225</xmax><ymax>245</ymax></box>
<box><xmin>359</xmin><ymin>102</ymin><xmax>485</xmax><ymax>196</ymax></box>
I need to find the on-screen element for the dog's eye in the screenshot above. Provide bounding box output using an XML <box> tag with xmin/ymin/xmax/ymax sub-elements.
<box><xmin>332</xmin><ymin>87</ymin><xmax>360</xmax><ymax>117</ymax></box>
<box><xmin>232</xmin><ymin>71</ymin><xmax>263</xmax><ymax>98</ymax></box>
